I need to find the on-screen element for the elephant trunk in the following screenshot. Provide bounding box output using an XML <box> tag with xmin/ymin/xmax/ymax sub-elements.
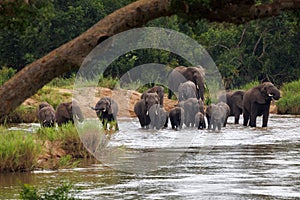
<box><xmin>269</xmin><ymin>89</ymin><xmax>280</xmax><ymax>100</ymax></box>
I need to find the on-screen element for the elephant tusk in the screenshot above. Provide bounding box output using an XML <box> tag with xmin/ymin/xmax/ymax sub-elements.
<box><xmin>196</xmin><ymin>85</ymin><xmax>199</xmax><ymax>89</ymax></box>
<box><xmin>268</xmin><ymin>93</ymin><xmax>274</xmax><ymax>97</ymax></box>
<box><xmin>155</xmin><ymin>110</ymin><xmax>158</xmax><ymax>115</ymax></box>
<box><xmin>146</xmin><ymin>111</ymin><xmax>149</xmax><ymax>115</ymax></box>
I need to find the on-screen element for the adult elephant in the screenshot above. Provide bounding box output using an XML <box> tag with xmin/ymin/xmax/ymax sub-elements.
<box><xmin>92</xmin><ymin>97</ymin><xmax>119</xmax><ymax>131</ymax></box>
<box><xmin>56</xmin><ymin>101</ymin><xmax>84</xmax><ymax>126</ymax></box>
<box><xmin>243</xmin><ymin>82</ymin><xmax>280</xmax><ymax>127</ymax></box>
<box><xmin>180</xmin><ymin>98</ymin><xmax>204</xmax><ymax>127</ymax></box>
<box><xmin>178</xmin><ymin>81</ymin><xmax>197</xmax><ymax>102</ymax></box>
<box><xmin>37</xmin><ymin>102</ymin><xmax>55</xmax><ymax>127</ymax></box>
<box><xmin>141</xmin><ymin>85</ymin><xmax>164</xmax><ymax>105</ymax></box>
<box><xmin>168</xmin><ymin>66</ymin><xmax>205</xmax><ymax>101</ymax></box>
<box><xmin>218</xmin><ymin>90</ymin><xmax>245</xmax><ymax>124</ymax></box>
<box><xmin>134</xmin><ymin>93</ymin><xmax>159</xmax><ymax>128</ymax></box>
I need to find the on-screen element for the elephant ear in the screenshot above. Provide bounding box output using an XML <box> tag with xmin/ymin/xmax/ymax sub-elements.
<box><xmin>253</xmin><ymin>85</ymin><xmax>267</xmax><ymax>104</ymax></box>
<box><xmin>231</xmin><ymin>91</ymin><xmax>244</xmax><ymax>109</ymax></box>
<box><xmin>107</xmin><ymin>99</ymin><xmax>113</xmax><ymax>115</ymax></box>
<box><xmin>67</xmin><ymin>102</ymin><xmax>73</xmax><ymax>117</ymax></box>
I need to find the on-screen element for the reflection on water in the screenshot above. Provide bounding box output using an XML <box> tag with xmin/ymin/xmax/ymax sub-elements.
<box><xmin>1</xmin><ymin>115</ymin><xmax>300</xmax><ymax>199</ymax></box>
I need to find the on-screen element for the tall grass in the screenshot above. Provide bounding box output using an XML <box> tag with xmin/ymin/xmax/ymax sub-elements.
<box><xmin>36</xmin><ymin>123</ymin><xmax>91</xmax><ymax>159</ymax></box>
<box><xmin>0</xmin><ymin>127</ymin><xmax>41</xmax><ymax>172</ymax></box>
<box><xmin>277</xmin><ymin>79</ymin><xmax>300</xmax><ymax>114</ymax></box>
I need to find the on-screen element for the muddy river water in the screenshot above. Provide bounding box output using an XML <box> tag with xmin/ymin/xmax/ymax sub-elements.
<box><xmin>1</xmin><ymin>115</ymin><xmax>299</xmax><ymax>199</ymax></box>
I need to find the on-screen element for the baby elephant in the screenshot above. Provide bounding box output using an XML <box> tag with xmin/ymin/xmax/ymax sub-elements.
<box><xmin>206</xmin><ymin>102</ymin><xmax>230</xmax><ymax>131</ymax></box>
<box><xmin>93</xmin><ymin>97</ymin><xmax>119</xmax><ymax>131</ymax></box>
<box><xmin>37</xmin><ymin>102</ymin><xmax>55</xmax><ymax>127</ymax></box>
<box><xmin>148</xmin><ymin>104</ymin><xmax>168</xmax><ymax>130</ymax></box>
<box><xmin>169</xmin><ymin>107</ymin><xmax>184</xmax><ymax>130</ymax></box>
<box><xmin>55</xmin><ymin>101</ymin><xmax>84</xmax><ymax>126</ymax></box>
<box><xmin>195</xmin><ymin>112</ymin><xmax>206</xmax><ymax>130</ymax></box>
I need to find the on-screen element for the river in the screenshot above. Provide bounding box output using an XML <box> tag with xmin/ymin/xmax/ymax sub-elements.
<box><xmin>1</xmin><ymin>115</ymin><xmax>299</xmax><ymax>199</ymax></box>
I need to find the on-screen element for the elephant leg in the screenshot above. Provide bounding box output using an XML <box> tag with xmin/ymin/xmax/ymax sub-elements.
<box><xmin>249</xmin><ymin>109</ymin><xmax>258</xmax><ymax>127</ymax></box>
<box><xmin>217</xmin><ymin>123</ymin><xmax>221</xmax><ymax>131</ymax></box>
<box><xmin>262</xmin><ymin>112</ymin><xmax>269</xmax><ymax>127</ymax></box>
<box><xmin>206</xmin><ymin>116</ymin><xmax>211</xmax><ymax>129</ymax></box>
<box><xmin>234</xmin><ymin>112</ymin><xmax>240</xmax><ymax>124</ymax></box>
<box><xmin>243</xmin><ymin>110</ymin><xmax>250</xmax><ymax>126</ymax></box>
<box><xmin>168</xmin><ymin>89</ymin><xmax>173</xmax><ymax>99</ymax></box>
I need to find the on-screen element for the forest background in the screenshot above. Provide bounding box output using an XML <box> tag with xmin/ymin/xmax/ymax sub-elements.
<box><xmin>0</xmin><ymin>0</ymin><xmax>299</xmax><ymax>90</ymax></box>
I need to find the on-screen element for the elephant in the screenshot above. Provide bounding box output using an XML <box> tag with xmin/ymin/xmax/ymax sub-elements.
<box><xmin>37</xmin><ymin>102</ymin><xmax>55</xmax><ymax>127</ymax></box>
<box><xmin>148</xmin><ymin>104</ymin><xmax>168</xmax><ymax>130</ymax></box>
<box><xmin>134</xmin><ymin>93</ymin><xmax>159</xmax><ymax>128</ymax></box>
<box><xmin>178</xmin><ymin>81</ymin><xmax>197</xmax><ymax>102</ymax></box>
<box><xmin>55</xmin><ymin>101</ymin><xmax>84</xmax><ymax>126</ymax></box>
<box><xmin>168</xmin><ymin>66</ymin><xmax>205</xmax><ymax>101</ymax></box>
<box><xmin>180</xmin><ymin>98</ymin><xmax>205</xmax><ymax>127</ymax></box>
<box><xmin>243</xmin><ymin>81</ymin><xmax>280</xmax><ymax>127</ymax></box>
<box><xmin>218</xmin><ymin>90</ymin><xmax>245</xmax><ymax>124</ymax></box>
<box><xmin>195</xmin><ymin>112</ymin><xmax>206</xmax><ymax>130</ymax></box>
<box><xmin>141</xmin><ymin>85</ymin><xmax>164</xmax><ymax>105</ymax></box>
<box><xmin>92</xmin><ymin>97</ymin><xmax>119</xmax><ymax>131</ymax></box>
<box><xmin>206</xmin><ymin>102</ymin><xmax>230</xmax><ymax>131</ymax></box>
<box><xmin>169</xmin><ymin>107</ymin><xmax>184</xmax><ymax>130</ymax></box>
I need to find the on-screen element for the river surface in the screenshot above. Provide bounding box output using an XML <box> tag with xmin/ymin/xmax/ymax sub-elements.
<box><xmin>1</xmin><ymin>115</ymin><xmax>299</xmax><ymax>199</ymax></box>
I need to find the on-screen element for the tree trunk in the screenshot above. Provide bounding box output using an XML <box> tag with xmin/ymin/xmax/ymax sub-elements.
<box><xmin>0</xmin><ymin>0</ymin><xmax>299</xmax><ymax>121</ymax></box>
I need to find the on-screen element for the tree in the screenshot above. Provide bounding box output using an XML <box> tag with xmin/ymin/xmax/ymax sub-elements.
<box><xmin>0</xmin><ymin>0</ymin><xmax>299</xmax><ymax>121</ymax></box>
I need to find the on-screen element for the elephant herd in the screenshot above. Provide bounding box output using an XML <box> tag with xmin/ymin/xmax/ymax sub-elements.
<box><xmin>37</xmin><ymin>66</ymin><xmax>281</xmax><ymax>131</ymax></box>
<box><xmin>37</xmin><ymin>101</ymin><xmax>84</xmax><ymax>127</ymax></box>
<box><xmin>133</xmin><ymin>66</ymin><xmax>281</xmax><ymax>131</ymax></box>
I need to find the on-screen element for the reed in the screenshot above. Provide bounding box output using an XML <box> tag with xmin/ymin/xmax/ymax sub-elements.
<box><xmin>0</xmin><ymin>127</ymin><xmax>42</xmax><ymax>172</ymax></box>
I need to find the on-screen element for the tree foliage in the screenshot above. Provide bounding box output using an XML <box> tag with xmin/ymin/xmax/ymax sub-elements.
<box><xmin>1</xmin><ymin>1</ymin><xmax>298</xmax><ymax>87</ymax></box>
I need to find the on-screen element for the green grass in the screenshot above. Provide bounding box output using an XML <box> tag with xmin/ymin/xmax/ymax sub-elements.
<box><xmin>277</xmin><ymin>79</ymin><xmax>300</xmax><ymax>114</ymax></box>
<box><xmin>0</xmin><ymin>128</ymin><xmax>42</xmax><ymax>172</ymax></box>
<box><xmin>0</xmin><ymin>123</ymin><xmax>92</xmax><ymax>172</ymax></box>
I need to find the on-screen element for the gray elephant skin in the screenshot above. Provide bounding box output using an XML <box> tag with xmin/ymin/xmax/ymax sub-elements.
<box><xmin>168</xmin><ymin>66</ymin><xmax>205</xmax><ymax>101</ymax></box>
<box><xmin>148</xmin><ymin>104</ymin><xmax>168</xmax><ymax>130</ymax></box>
<box><xmin>180</xmin><ymin>98</ymin><xmax>205</xmax><ymax>127</ymax></box>
<box><xmin>169</xmin><ymin>107</ymin><xmax>184</xmax><ymax>130</ymax></box>
<box><xmin>178</xmin><ymin>81</ymin><xmax>197</xmax><ymax>102</ymax></box>
<box><xmin>206</xmin><ymin>102</ymin><xmax>230</xmax><ymax>131</ymax></box>
<box><xmin>134</xmin><ymin>93</ymin><xmax>159</xmax><ymax>129</ymax></box>
<box><xmin>56</xmin><ymin>101</ymin><xmax>84</xmax><ymax>126</ymax></box>
<box><xmin>37</xmin><ymin>102</ymin><xmax>55</xmax><ymax>127</ymax></box>
<box><xmin>141</xmin><ymin>85</ymin><xmax>164</xmax><ymax>105</ymax></box>
<box><xmin>218</xmin><ymin>90</ymin><xmax>245</xmax><ymax>124</ymax></box>
<box><xmin>243</xmin><ymin>82</ymin><xmax>280</xmax><ymax>127</ymax></box>
<box><xmin>195</xmin><ymin>112</ymin><xmax>206</xmax><ymax>130</ymax></box>
<box><xmin>93</xmin><ymin>97</ymin><xmax>119</xmax><ymax>130</ymax></box>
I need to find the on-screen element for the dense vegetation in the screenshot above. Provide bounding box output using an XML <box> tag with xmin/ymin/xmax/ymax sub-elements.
<box><xmin>0</xmin><ymin>0</ymin><xmax>299</xmax><ymax>89</ymax></box>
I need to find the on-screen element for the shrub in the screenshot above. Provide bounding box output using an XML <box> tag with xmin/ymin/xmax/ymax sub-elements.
<box><xmin>277</xmin><ymin>79</ymin><xmax>300</xmax><ymax>114</ymax></box>
<box><xmin>20</xmin><ymin>182</ymin><xmax>80</xmax><ymax>200</ymax></box>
